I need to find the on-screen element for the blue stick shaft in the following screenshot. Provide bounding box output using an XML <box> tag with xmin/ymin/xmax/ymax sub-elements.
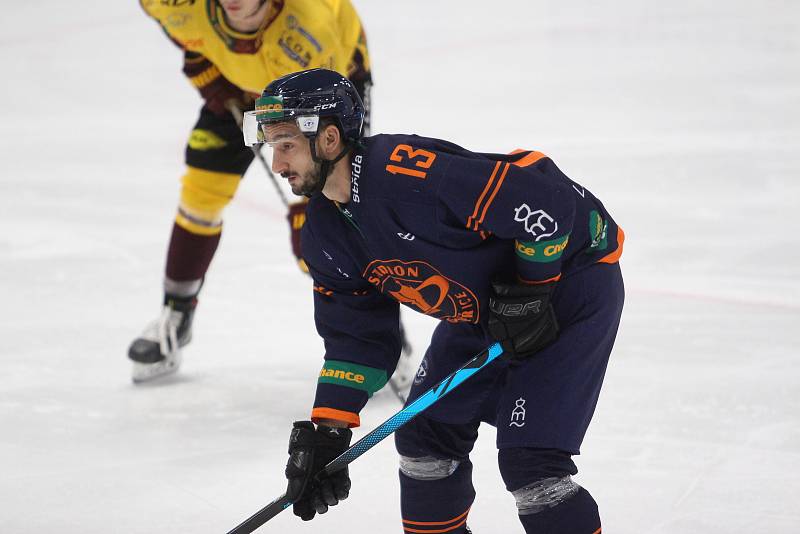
<box><xmin>225</xmin><ymin>342</ymin><xmax>504</xmax><ymax>534</ymax></box>
<box><xmin>322</xmin><ymin>341</ymin><xmax>504</xmax><ymax>475</ymax></box>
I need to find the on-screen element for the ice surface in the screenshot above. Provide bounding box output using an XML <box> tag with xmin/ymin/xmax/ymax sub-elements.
<box><xmin>1</xmin><ymin>1</ymin><xmax>798</xmax><ymax>532</ymax></box>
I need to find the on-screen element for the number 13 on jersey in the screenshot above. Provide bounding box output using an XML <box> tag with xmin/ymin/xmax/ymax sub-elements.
<box><xmin>385</xmin><ymin>144</ymin><xmax>437</xmax><ymax>179</ymax></box>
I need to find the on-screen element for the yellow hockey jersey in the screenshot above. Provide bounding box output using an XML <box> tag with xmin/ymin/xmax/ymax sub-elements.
<box><xmin>140</xmin><ymin>0</ymin><xmax>370</xmax><ymax>94</ymax></box>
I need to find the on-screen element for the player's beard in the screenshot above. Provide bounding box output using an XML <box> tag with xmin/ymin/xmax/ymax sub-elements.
<box><xmin>287</xmin><ymin>162</ymin><xmax>323</xmax><ymax>197</ymax></box>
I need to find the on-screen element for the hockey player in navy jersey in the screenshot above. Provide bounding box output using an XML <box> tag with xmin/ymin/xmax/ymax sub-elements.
<box><xmin>245</xmin><ymin>69</ymin><xmax>625</xmax><ymax>533</ymax></box>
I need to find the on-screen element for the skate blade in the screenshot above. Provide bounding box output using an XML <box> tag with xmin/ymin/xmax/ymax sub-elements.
<box><xmin>131</xmin><ymin>355</ymin><xmax>181</xmax><ymax>384</ymax></box>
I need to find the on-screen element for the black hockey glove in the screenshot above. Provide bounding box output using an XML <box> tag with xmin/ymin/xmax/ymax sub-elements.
<box><xmin>488</xmin><ymin>281</ymin><xmax>559</xmax><ymax>360</ymax></box>
<box><xmin>285</xmin><ymin>421</ymin><xmax>353</xmax><ymax>521</ymax></box>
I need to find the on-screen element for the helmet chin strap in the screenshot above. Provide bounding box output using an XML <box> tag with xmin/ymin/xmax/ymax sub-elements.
<box><xmin>306</xmin><ymin>138</ymin><xmax>353</xmax><ymax>197</ymax></box>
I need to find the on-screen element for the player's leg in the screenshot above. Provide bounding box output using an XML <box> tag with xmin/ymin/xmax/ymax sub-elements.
<box><xmin>128</xmin><ymin>105</ymin><xmax>254</xmax><ymax>381</ymax></box>
<box><xmin>495</xmin><ymin>262</ymin><xmax>624</xmax><ymax>533</ymax></box>
<box><xmin>394</xmin><ymin>322</ymin><xmax>502</xmax><ymax>533</ymax></box>
<box><xmin>395</xmin><ymin>416</ymin><xmax>479</xmax><ymax>534</ymax></box>
<box><xmin>498</xmin><ymin>447</ymin><xmax>600</xmax><ymax>533</ymax></box>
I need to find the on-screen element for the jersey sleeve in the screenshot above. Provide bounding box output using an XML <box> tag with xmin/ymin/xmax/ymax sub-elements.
<box><xmin>438</xmin><ymin>151</ymin><xmax>576</xmax><ymax>284</ymax></box>
<box><xmin>303</xmin><ymin>224</ymin><xmax>402</xmax><ymax>428</ymax></box>
<box><xmin>139</xmin><ymin>0</ymin><xmax>184</xmax><ymax>49</ymax></box>
<box><xmin>139</xmin><ymin>2</ymin><xmax>244</xmax><ymax>111</ymax></box>
<box><xmin>181</xmin><ymin>50</ymin><xmax>245</xmax><ymax>114</ymax></box>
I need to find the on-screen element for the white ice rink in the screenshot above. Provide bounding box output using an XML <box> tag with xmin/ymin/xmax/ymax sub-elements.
<box><xmin>2</xmin><ymin>1</ymin><xmax>799</xmax><ymax>532</ymax></box>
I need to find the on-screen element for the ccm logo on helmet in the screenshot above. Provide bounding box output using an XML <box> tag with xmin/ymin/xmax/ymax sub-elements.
<box><xmin>313</xmin><ymin>102</ymin><xmax>338</xmax><ymax>111</ymax></box>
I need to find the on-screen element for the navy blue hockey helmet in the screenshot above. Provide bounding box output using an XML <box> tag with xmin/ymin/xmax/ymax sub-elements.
<box><xmin>243</xmin><ymin>68</ymin><xmax>365</xmax><ymax>147</ymax></box>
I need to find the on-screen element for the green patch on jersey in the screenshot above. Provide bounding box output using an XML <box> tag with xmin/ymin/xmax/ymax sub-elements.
<box><xmin>586</xmin><ymin>210</ymin><xmax>608</xmax><ymax>253</ymax></box>
<box><xmin>318</xmin><ymin>360</ymin><xmax>388</xmax><ymax>396</ymax></box>
<box><xmin>515</xmin><ymin>234</ymin><xmax>570</xmax><ymax>263</ymax></box>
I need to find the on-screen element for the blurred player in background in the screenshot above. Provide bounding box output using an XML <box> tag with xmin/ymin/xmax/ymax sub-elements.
<box><xmin>129</xmin><ymin>0</ymin><xmax>373</xmax><ymax>383</ymax></box>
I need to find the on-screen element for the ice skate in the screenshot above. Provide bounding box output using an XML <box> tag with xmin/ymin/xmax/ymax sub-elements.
<box><xmin>128</xmin><ymin>295</ymin><xmax>196</xmax><ymax>383</ymax></box>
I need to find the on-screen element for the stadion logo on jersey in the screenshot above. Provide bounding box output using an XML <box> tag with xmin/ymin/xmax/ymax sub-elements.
<box><xmin>514</xmin><ymin>204</ymin><xmax>558</xmax><ymax>241</ymax></box>
<box><xmin>363</xmin><ymin>259</ymin><xmax>480</xmax><ymax>323</ymax></box>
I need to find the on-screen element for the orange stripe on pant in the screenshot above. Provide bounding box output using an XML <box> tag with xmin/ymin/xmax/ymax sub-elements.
<box><xmin>403</xmin><ymin>519</ymin><xmax>468</xmax><ymax>533</ymax></box>
<box><xmin>402</xmin><ymin>507</ymin><xmax>470</xmax><ymax>533</ymax></box>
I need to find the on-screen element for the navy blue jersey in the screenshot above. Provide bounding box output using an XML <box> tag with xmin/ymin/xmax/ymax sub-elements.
<box><xmin>302</xmin><ymin>134</ymin><xmax>624</xmax><ymax>426</ymax></box>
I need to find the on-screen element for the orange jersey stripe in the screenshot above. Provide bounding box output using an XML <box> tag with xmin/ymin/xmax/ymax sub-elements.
<box><xmin>592</xmin><ymin>528</ymin><xmax>602</xmax><ymax>534</ymax></box>
<box><xmin>598</xmin><ymin>227</ymin><xmax>625</xmax><ymax>264</ymax></box>
<box><xmin>512</xmin><ymin>150</ymin><xmax>547</xmax><ymax>168</ymax></box>
<box><xmin>467</xmin><ymin>161</ymin><xmax>502</xmax><ymax>230</ymax></box>
<box><xmin>476</xmin><ymin>163</ymin><xmax>510</xmax><ymax>228</ymax></box>
<box><xmin>403</xmin><ymin>508</ymin><xmax>471</xmax><ymax>526</ymax></box>
<box><xmin>311</xmin><ymin>407</ymin><xmax>361</xmax><ymax>428</ymax></box>
<box><xmin>518</xmin><ymin>273</ymin><xmax>562</xmax><ymax>285</ymax></box>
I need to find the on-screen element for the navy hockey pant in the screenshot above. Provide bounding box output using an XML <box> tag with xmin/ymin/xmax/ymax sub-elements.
<box><xmin>395</xmin><ymin>262</ymin><xmax>623</xmax><ymax>533</ymax></box>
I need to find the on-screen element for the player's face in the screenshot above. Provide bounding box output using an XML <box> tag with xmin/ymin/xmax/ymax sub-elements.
<box><xmin>265</xmin><ymin>122</ymin><xmax>322</xmax><ymax>197</ymax></box>
<box><xmin>219</xmin><ymin>0</ymin><xmax>265</xmax><ymax>24</ymax></box>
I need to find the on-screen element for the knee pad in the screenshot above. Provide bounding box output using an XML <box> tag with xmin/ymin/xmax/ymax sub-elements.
<box><xmin>512</xmin><ymin>476</ymin><xmax>580</xmax><ymax>515</ymax></box>
<box><xmin>399</xmin><ymin>455</ymin><xmax>460</xmax><ymax>481</ymax></box>
<box><xmin>176</xmin><ymin>166</ymin><xmax>241</xmax><ymax>236</ymax></box>
<box><xmin>498</xmin><ymin>447</ymin><xmax>580</xmax><ymax>514</ymax></box>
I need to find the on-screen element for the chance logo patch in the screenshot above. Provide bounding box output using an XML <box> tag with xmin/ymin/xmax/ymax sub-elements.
<box><xmin>318</xmin><ymin>360</ymin><xmax>387</xmax><ymax>396</ymax></box>
<box><xmin>515</xmin><ymin>234</ymin><xmax>570</xmax><ymax>263</ymax></box>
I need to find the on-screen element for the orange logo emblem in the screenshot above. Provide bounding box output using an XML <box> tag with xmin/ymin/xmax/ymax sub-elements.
<box><xmin>363</xmin><ymin>260</ymin><xmax>479</xmax><ymax>323</ymax></box>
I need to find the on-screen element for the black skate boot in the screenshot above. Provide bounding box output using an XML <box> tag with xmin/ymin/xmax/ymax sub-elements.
<box><xmin>128</xmin><ymin>294</ymin><xmax>196</xmax><ymax>383</ymax></box>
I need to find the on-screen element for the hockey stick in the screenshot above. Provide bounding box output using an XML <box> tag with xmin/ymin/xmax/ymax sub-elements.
<box><xmin>225</xmin><ymin>341</ymin><xmax>505</xmax><ymax>534</ymax></box>
<box><xmin>226</xmin><ymin>100</ymin><xmax>289</xmax><ymax>207</ymax></box>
